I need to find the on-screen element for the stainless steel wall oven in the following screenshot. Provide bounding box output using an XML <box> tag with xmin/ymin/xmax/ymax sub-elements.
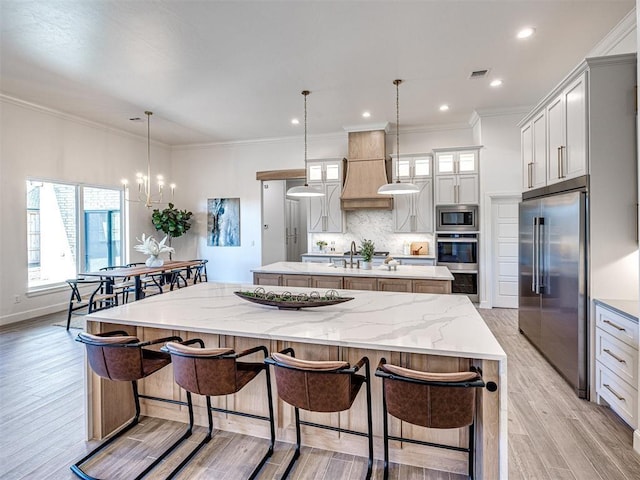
<box><xmin>436</xmin><ymin>232</ymin><xmax>478</xmax><ymax>302</ymax></box>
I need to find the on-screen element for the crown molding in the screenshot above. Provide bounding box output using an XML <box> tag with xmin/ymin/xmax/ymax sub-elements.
<box><xmin>171</xmin><ymin>130</ymin><xmax>347</xmax><ymax>151</ymax></box>
<box><xmin>588</xmin><ymin>7</ymin><xmax>636</xmax><ymax>57</ymax></box>
<box><xmin>342</xmin><ymin>122</ymin><xmax>390</xmax><ymax>133</ymax></box>
<box><xmin>1</xmin><ymin>93</ymin><xmax>169</xmax><ymax>147</ymax></box>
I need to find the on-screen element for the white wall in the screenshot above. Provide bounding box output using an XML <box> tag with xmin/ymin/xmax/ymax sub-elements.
<box><xmin>476</xmin><ymin>111</ymin><xmax>528</xmax><ymax>308</ymax></box>
<box><xmin>0</xmin><ymin>96</ymin><xmax>171</xmax><ymax>324</ymax></box>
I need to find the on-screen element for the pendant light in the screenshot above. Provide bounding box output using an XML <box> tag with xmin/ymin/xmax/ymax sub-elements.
<box><xmin>377</xmin><ymin>79</ymin><xmax>420</xmax><ymax>195</ymax></box>
<box><xmin>287</xmin><ymin>90</ymin><xmax>324</xmax><ymax>197</ymax></box>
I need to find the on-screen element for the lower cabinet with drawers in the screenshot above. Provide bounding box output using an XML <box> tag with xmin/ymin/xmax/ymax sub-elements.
<box><xmin>594</xmin><ymin>300</ymin><xmax>639</xmax><ymax>428</ymax></box>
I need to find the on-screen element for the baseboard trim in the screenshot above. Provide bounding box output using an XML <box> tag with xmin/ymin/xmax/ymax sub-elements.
<box><xmin>479</xmin><ymin>300</ymin><xmax>491</xmax><ymax>309</ymax></box>
<box><xmin>0</xmin><ymin>303</ymin><xmax>67</xmax><ymax>326</ymax></box>
<box><xmin>634</xmin><ymin>429</ymin><xmax>640</xmax><ymax>454</ymax></box>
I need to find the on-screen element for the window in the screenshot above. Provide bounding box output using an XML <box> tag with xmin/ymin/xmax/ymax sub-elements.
<box><xmin>26</xmin><ymin>180</ymin><xmax>123</xmax><ymax>289</ymax></box>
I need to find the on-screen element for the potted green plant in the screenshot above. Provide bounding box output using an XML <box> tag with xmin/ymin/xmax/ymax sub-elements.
<box><xmin>151</xmin><ymin>203</ymin><xmax>193</xmax><ymax>259</ymax></box>
<box><xmin>360</xmin><ymin>238</ymin><xmax>375</xmax><ymax>270</ymax></box>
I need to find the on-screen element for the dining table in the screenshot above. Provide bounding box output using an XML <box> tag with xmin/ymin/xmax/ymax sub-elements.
<box><xmin>81</xmin><ymin>260</ymin><xmax>203</xmax><ymax>301</ymax></box>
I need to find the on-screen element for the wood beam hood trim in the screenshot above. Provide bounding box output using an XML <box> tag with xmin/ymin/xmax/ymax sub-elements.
<box><xmin>256</xmin><ymin>169</ymin><xmax>305</xmax><ymax>181</ymax></box>
<box><xmin>341</xmin><ymin>130</ymin><xmax>393</xmax><ymax>210</ymax></box>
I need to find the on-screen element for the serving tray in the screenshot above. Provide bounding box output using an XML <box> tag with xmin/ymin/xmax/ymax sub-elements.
<box><xmin>234</xmin><ymin>288</ymin><xmax>354</xmax><ymax>310</ymax></box>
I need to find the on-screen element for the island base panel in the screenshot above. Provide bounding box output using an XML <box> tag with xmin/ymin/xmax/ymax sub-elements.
<box><xmin>87</xmin><ymin>323</ymin><xmax>499</xmax><ymax>477</ymax></box>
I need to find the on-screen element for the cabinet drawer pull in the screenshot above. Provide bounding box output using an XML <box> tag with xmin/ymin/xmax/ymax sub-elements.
<box><xmin>557</xmin><ymin>147</ymin><xmax>562</xmax><ymax>179</ymax></box>
<box><xmin>603</xmin><ymin>348</ymin><xmax>626</xmax><ymax>364</ymax></box>
<box><xmin>603</xmin><ymin>319</ymin><xmax>626</xmax><ymax>331</ymax></box>
<box><xmin>603</xmin><ymin>384</ymin><xmax>626</xmax><ymax>401</ymax></box>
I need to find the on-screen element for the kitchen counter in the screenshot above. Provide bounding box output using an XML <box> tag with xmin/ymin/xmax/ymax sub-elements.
<box><xmin>85</xmin><ymin>282</ymin><xmax>506</xmax><ymax>477</ymax></box>
<box><xmin>302</xmin><ymin>252</ymin><xmax>436</xmax><ymax>260</ymax></box>
<box><xmin>594</xmin><ymin>298</ymin><xmax>639</xmax><ymax>322</ymax></box>
<box><xmin>253</xmin><ymin>261</ymin><xmax>452</xmax><ymax>280</ymax></box>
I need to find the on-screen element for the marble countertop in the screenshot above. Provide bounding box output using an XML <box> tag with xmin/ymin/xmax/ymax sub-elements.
<box><xmin>302</xmin><ymin>252</ymin><xmax>436</xmax><ymax>260</ymax></box>
<box><xmin>87</xmin><ymin>282</ymin><xmax>505</xmax><ymax>361</ymax></box>
<box><xmin>594</xmin><ymin>298</ymin><xmax>639</xmax><ymax>323</ymax></box>
<box><xmin>253</xmin><ymin>261</ymin><xmax>453</xmax><ymax>280</ymax></box>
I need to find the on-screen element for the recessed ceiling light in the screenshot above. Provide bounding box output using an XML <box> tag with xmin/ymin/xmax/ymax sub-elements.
<box><xmin>439</xmin><ymin>104</ymin><xmax>449</xmax><ymax>112</ymax></box>
<box><xmin>291</xmin><ymin>118</ymin><xmax>299</xmax><ymax>125</ymax></box>
<box><xmin>517</xmin><ymin>27</ymin><xmax>535</xmax><ymax>39</ymax></box>
<box><xmin>362</xmin><ymin>111</ymin><xmax>371</xmax><ymax>118</ymax></box>
<box><xmin>490</xmin><ymin>79</ymin><xmax>503</xmax><ymax>87</ymax></box>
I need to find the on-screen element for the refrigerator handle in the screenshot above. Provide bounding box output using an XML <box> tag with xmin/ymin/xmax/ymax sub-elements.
<box><xmin>537</xmin><ymin>217</ymin><xmax>545</xmax><ymax>294</ymax></box>
<box><xmin>532</xmin><ymin>217</ymin><xmax>538</xmax><ymax>293</ymax></box>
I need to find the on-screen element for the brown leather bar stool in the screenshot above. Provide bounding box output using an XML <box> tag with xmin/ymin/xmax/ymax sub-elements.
<box><xmin>375</xmin><ymin>359</ymin><xmax>495</xmax><ymax>480</ymax></box>
<box><xmin>265</xmin><ymin>348</ymin><xmax>373</xmax><ymax>479</ymax></box>
<box><xmin>72</xmin><ymin>331</ymin><xmax>186</xmax><ymax>480</ymax></box>
<box><xmin>163</xmin><ymin>339</ymin><xmax>275</xmax><ymax>480</ymax></box>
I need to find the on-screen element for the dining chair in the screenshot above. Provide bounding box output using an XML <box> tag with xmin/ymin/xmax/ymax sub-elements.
<box><xmin>65</xmin><ymin>278</ymin><xmax>118</xmax><ymax>330</ymax></box>
<box><xmin>99</xmin><ymin>266</ymin><xmax>135</xmax><ymax>304</ymax></box>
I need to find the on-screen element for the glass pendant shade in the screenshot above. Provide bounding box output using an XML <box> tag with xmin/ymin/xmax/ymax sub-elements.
<box><xmin>377</xmin><ymin>79</ymin><xmax>419</xmax><ymax>196</ymax></box>
<box><xmin>286</xmin><ymin>90</ymin><xmax>325</xmax><ymax>198</ymax></box>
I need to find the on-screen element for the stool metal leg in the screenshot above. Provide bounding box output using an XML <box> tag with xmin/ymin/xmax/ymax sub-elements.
<box><xmin>248</xmin><ymin>366</ymin><xmax>276</xmax><ymax>480</ymax></box>
<box><xmin>364</xmin><ymin>362</ymin><xmax>373</xmax><ymax>480</ymax></box>
<box><xmin>71</xmin><ymin>381</ymin><xmax>192</xmax><ymax>480</ymax></box>
<box><xmin>280</xmin><ymin>407</ymin><xmax>302</xmax><ymax>479</ymax></box>
<box><xmin>382</xmin><ymin>382</ymin><xmax>390</xmax><ymax>480</ymax></box>
<box><xmin>468</xmin><ymin>422</ymin><xmax>475</xmax><ymax>479</ymax></box>
<box><xmin>70</xmin><ymin>381</ymin><xmax>142</xmax><ymax>480</ymax></box>
<box><xmin>166</xmin><ymin>393</ymin><xmax>213</xmax><ymax>480</ymax></box>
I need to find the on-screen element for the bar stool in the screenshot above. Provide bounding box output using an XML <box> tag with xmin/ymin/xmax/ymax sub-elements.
<box><xmin>163</xmin><ymin>339</ymin><xmax>275</xmax><ymax>480</ymax></box>
<box><xmin>72</xmin><ymin>331</ymin><xmax>187</xmax><ymax>480</ymax></box>
<box><xmin>375</xmin><ymin>359</ymin><xmax>493</xmax><ymax>480</ymax></box>
<box><xmin>265</xmin><ymin>348</ymin><xmax>373</xmax><ymax>479</ymax></box>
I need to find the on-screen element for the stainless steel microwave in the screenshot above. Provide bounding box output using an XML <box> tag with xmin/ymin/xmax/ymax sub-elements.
<box><xmin>436</xmin><ymin>205</ymin><xmax>478</xmax><ymax>232</ymax></box>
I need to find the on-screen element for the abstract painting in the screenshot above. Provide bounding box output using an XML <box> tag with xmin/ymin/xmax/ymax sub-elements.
<box><xmin>207</xmin><ymin>198</ymin><xmax>240</xmax><ymax>246</ymax></box>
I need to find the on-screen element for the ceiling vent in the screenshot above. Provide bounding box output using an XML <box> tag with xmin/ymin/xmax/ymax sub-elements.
<box><xmin>469</xmin><ymin>69</ymin><xmax>490</xmax><ymax>79</ymax></box>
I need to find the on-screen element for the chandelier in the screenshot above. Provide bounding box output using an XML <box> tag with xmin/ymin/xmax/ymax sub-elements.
<box><xmin>286</xmin><ymin>90</ymin><xmax>324</xmax><ymax>198</ymax></box>
<box><xmin>377</xmin><ymin>79</ymin><xmax>420</xmax><ymax>195</ymax></box>
<box><xmin>121</xmin><ymin>111</ymin><xmax>175</xmax><ymax>208</ymax></box>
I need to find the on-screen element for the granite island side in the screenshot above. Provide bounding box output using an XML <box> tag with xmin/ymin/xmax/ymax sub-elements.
<box><xmin>85</xmin><ymin>282</ymin><xmax>506</xmax><ymax>478</ymax></box>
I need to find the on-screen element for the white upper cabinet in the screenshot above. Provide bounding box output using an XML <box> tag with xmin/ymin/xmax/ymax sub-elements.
<box><xmin>434</xmin><ymin>148</ymin><xmax>480</xmax><ymax>205</ymax></box>
<box><xmin>391</xmin><ymin>154</ymin><xmax>434</xmax><ymax>233</ymax></box>
<box><xmin>307</xmin><ymin>158</ymin><xmax>343</xmax><ymax>183</ymax></box>
<box><xmin>546</xmin><ymin>72</ymin><xmax>587</xmax><ymax>184</ymax></box>
<box><xmin>522</xmin><ymin>110</ymin><xmax>547</xmax><ymax>190</ymax></box>
<box><xmin>306</xmin><ymin>159</ymin><xmax>344</xmax><ymax>233</ymax></box>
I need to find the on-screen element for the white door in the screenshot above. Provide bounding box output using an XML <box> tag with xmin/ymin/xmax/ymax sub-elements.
<box><xmin>563</xmin><ymin>73</ymin><xmax>587</xmax><ymax>180</ymax></box>
<box><xmin>492</xmin><ymin>198</ymin><xmax>519</xmax><ymax>308</ymax></box>
<box><xmin>435</xmin><ymin>175</ymin><xmax>456</xmax><ymax>204</ymax></box>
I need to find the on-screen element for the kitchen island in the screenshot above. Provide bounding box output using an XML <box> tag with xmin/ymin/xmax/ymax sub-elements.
<box><xmin>85</xmin><ymin>282</ymin><xmax>506</xmax><ymax>478</ymax></box>
<box><xmin>252</xmin><ymin>261</ymin><xmax>454</xmax><ymax>294</ymax></box>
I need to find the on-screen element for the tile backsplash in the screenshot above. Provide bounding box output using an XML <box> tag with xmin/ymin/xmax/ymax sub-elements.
<box><xmin>309</xmin><ymin>210</ymin><xmax>433</xmax><ymax>255</ymax></box>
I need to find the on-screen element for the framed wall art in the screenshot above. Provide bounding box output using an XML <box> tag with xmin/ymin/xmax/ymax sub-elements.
<box><xmin>207</xmin><ymin>197</ymin><xmax>240</xmax><ymax>246</ymax></box>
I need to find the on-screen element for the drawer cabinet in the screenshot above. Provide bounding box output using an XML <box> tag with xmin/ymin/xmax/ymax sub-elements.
<box><xmin>594</xmin><ymin>302</ymin><xmax>639</xmax><ymax>429</ymax></box>
<box><xmin>312</xmin><ymin>275</ymin><xmax>343</xmax><ymax>290</ymax></box>
<box><xmin>253</xmin><ymin>273</ymin><xmax>282</xmax><ymax>286</ymax></box>
<box><xmin>377</xmin><ymin>278</ymin><xmax>413</xmax><ymax>293</ymax></box>
<box><xmin>413</xmin><ymin>279</ymin><xmax>452</xmax><ymax>294</ymax></box>
<box><xmin>343</xmin><ymin>277</ymin><xmax>378</xmax><ymax>291</ymax></box>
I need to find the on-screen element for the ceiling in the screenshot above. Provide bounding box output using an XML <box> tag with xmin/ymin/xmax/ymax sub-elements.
<box><xmin>0</xmin><ymin>1</ymin><xmax>634</xmax><ymax>146</ymax></box>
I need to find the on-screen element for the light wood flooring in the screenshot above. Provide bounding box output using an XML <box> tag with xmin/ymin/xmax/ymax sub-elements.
<box><xmin>0</xmin><ymin>308</ymin><xmax>639</xmax><ymax>479</ymax></box>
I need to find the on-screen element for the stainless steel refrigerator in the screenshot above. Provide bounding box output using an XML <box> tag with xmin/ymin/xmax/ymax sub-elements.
<box><xmin>519</xmin><ymin>176</ymin><xmax>588</xmax><ymax>398</ymax></box>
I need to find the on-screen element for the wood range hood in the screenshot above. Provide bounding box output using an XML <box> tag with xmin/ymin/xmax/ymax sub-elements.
<box><xmin>340</xmin><ymin>128</ymin><xmax>393</xmax><ymax>210</ymax></box>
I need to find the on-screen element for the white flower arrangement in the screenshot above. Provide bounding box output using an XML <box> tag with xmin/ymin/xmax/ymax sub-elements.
<box><xmin>134</xmin><ymin>233</ymin><xmax>174</xmax><ymax>256</ymax></box>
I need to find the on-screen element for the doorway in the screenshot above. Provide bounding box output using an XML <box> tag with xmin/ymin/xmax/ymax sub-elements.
<box><xmin>261</xmin><ymin>179</ymin><xmax>308</xmax><ymax>265</ymax></box>
<box><xmin>491</xmin><ymin>197</ymin><xmax>519</xmax><ymax>308</ymax></box>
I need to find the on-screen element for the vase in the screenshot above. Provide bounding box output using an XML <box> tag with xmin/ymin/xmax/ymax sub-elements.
<box><xmin>146</xmin><ymin>255</ymin><xmax>164</xmax><ymax>267</ymax></box>
<box><xmin>361</xmin><ymin>261</ymin><xmax>372</xmax><ymax>270</ymax></box>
